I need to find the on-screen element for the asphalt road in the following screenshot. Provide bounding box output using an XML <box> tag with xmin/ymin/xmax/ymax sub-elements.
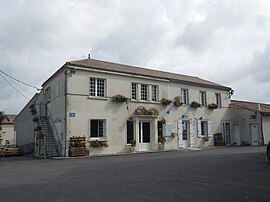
<box><xmin>0</xmin><ymin>146</ymin><xmax>269</xmax><ymax>202</ymax></box>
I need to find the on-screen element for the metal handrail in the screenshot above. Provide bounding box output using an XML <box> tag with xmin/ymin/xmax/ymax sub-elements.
<box><xmin>46</xmin><ymin>107</ymin><xmax>63</xmax><ymax>156</ymax></box>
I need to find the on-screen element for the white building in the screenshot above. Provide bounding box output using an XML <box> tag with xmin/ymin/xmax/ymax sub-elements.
<box><xmin>15</xmin><ymin>57</ymin><xmax>233</xmax><ymax>157</ymax></box>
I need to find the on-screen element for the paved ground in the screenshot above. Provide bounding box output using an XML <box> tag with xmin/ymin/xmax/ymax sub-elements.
<box><xmin>0</xmin><ymin>146</ymin><xmax>269</xmax><ymax>202</ymax></box>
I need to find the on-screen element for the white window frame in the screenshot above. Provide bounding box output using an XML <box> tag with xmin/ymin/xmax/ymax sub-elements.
<box><xmin>89</xmin><ymin>77</ymin><xmax>106</xmax><ymax>97</ymax></box>
<box><xmin>199</xmin><ymin>91</ymin><xmax>207</xmax><ymax>106</ymax></box>
<box><xmin>131</xmin><ymin>83</ymin><xmax>137</xmax><ymax>100</ymax></box>
<box><xmin>181</xmin><ymin>89</ymin><xmax>189</xmax><ymax>105</ymax></box>
<box><xmin>141</xmin><ymin>84</ymin><xmax>148</xmax><ymax>101</ymax></box>
<box><xmin>151</xmin><ymin>85</ymin><xmax>158</xmax><ymax>102</ymax></box>
<box><xmin>90</xmin><ymin>119</ymin><xmax>106</xmax><ymax>139</ymax></box>
<box><xmin>198</xmin><ymin>120</ymin><xmax>212</xmax><ymax>138</ymax></box>
<box><xmin>215</xmin><ymin>93</ymin><xmax>221</xmax><ymax>108</ymax></box>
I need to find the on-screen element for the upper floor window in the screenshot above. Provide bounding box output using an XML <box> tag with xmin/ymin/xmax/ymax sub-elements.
<box><xmin>199</xmin><ymin>91</ymin><xmax>207</xmax><ymax>106</ymax></box>
<box><xmin>181</xmin><ymin>89</ymin><xmax>189</xmax><ymax>105</ymax></box>
<box><xmin>151</xmin><ymin>85</ymin><xmax>158</xmax><ymax>102</ymax></box>
<box><xmin>131</xmin><ymin>83</ymin><xmax>137</xmax><ymax>100</ymax></box>
<box><xmin>141</xmin><ymin>84</ymin><xmax>148</xmax><ymax>101</ymax></box>
<box><xmin>90</xmin><ymin>78</ymin><xmax>105</xmax><ymax>97</ymax></box>
<box><xmin>215</xmin><ymin>93</ymin><xmax>221</xmax><ymax>108</ymax></box>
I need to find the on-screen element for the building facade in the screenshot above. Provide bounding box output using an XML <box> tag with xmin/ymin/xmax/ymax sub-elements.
<box><xmin>0</xmin><ymin>114</ymin><xmax>16</xmax><ymax>145</ymax></box>
<box><xmin>16</xmin><ymin>58</ymin><xmax>232</xmax><ymax>157</ymax></box>
<box><xmin>230</xmin><ymin>100</ymin><xmax>270</xmax><ymax>146</ymax></box>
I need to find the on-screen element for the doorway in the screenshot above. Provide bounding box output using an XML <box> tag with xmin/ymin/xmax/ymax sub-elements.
<box><xmin>233</xmin><ymin>125</ymin><xmax>241</xmax><ymax>145</ymax></box>
<box><xmin>250</xmin><ymin>124</ymin><xmax>259</xmax><ymax>145</ymax></box>
<box><xmin>223</xmin><ymin>122</ymin><xmax>231</xmax><ymax>144</ymax></box>
<box><xmin>178</xmin><ymin>120</ymin><xmax>190</xmax><ymax>148</ymax></box>
<box><xmin>139</xmin><ymin>122</ymin><xmax>151</xmax><ymax>151</ymax></box>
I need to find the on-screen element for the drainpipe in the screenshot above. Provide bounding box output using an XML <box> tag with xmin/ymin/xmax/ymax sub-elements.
<box><xmin>260</xmin><ymin>113</ymin><xmax>264</xmax><ymax>145</ymax></box>
<box><xmin>64</xmin><ymin>67</ymin><xmax>68</xmax><ymax>157</ymax></box>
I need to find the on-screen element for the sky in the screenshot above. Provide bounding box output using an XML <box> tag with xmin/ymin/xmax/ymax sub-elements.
<box><xmin>1</xmin><ymin>0</ymin><xmax>270</xmax><ymax>114</ymax></box>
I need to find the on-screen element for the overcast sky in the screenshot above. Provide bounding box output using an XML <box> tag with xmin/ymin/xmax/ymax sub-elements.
<box><xmin>1</xmin><ymin>0</ymin><xmax>270</xmax><ymax>114</ymax></box>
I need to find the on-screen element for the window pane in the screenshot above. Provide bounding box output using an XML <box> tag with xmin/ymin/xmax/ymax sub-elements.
<box><xmin>200</xmin><ymin>91</ymin><xmax>206</xmax><ymax>106</ymax></box>
<box><xmin>90</xmin><ymin>78</ymin><xmax>96</xmax><ymax>96</ymax></box>
<box><xmin>141</xmin><ymin>84</ymin><xmax>148</xmax><ymax>101</ymax></box>
<box><xmin>97</xmin><ymin>79</ymin><xmax>105</xmax><ymax>97</ymax></box>
<box><xmin>91</xmin><ymin>120</ymin><xmax>98</xmax><ymax>137</ymax></box>
<box><xmin>132</xmin><ymin>83</ymin><xmax>137</xmax><ymax>100</ymax></box>
<box><xmin>98</xmin><ymin>120</ymin><xmax>104</xmax><ymax>137</ymax></box>
<box><xmin>216</xmin><ymin>93</ymin><xmax>221</xmax><ymax>108</ymax></box>
<box><xmin>152</xmin><ymin>85</ymin><xmax>157</xmax><ymax>101</ymax></box>
<box><xmin>181</xmin><ymin>89</ymin><xmax>189</xmax><ymax>105</ymax></box>
<box><xmin>127</xmin><ymin>121</ymin><xmax>134</xmax><ymax>144</ymax></box>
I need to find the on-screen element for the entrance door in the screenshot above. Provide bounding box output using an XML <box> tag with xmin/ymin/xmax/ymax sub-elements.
<box><xmin>223</xmin><ymin>122</ymin><xmax>231</xmax><ymax>144</ymax></box>
<box><xmin>178</xmin><ymin>120</ymin><xmax>190</xmax><ymax>148</ymax></box>
<box><xmin>233</xmin><ymin>125</ymin><xmax>241</xmax><ymax>145</ymax></box>
<box><xmin>139</xmin><ymin>122</ymin><xmax>151</xmax><ymax>151</ymax></box>
<box><xmin>250</xmin><ymin>124</ymin><xmax>259</xmax><ymax>145</ymax></box>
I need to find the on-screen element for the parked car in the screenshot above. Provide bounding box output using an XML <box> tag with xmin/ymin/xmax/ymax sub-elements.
<box><xmin>1</xmin><ymin>144</ymin><xmax>21</xmax><ymax>156</ymax></box>
<box><xmin>267</xmin><ymin>140</ymin><xmax>270</xmax><ymax>162</ymax></box>
<box><xmin>0</xmin><ymin>145</ymin><xmax>4</xmax><ymax>156</ymax></box>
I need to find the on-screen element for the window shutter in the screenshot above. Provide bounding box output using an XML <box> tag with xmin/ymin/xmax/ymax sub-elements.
<box><xmin>208</xmin><ymin>121</ymin><xmax>212</xmax><ymax>137</ymax></box>
<box><xmin>198</xmin><ymin>120</ymin><xmax>202</xmax><ymax>137</ymax></box>
<box><xmin>178</xmin><ymin>120</ymin><xmax>183</xmax><ymax>146</ymax></box>
<box><xmin>189</xmin><ymin>122</ymin><xmax>195</xmax><ymax>145</ymax></box>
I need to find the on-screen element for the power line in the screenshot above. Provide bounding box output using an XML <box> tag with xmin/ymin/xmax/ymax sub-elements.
<box><xmin>0</xmin><ymin>73</ymin><xmax>30</xmax><ymax>100</ymax></box>
<box><xmin>0</xmin><ymin>70</ymin><xmax>41</xmax><ymax>91</ymax></box>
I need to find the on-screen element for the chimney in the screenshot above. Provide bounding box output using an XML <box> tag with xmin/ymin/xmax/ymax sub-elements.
<box><xmin>88</xmin><ymin>53</ymin><xmax>91</xmax><ymax>59</ymax></box>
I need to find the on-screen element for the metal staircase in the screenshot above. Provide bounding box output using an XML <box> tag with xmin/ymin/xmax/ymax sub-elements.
<box><xmin>40</xmin><ymin>116</ymin><xmax>59</xmax><ymax>157</ymax></box>
<box><xmin>36</xmin><ymin>104</ymin><xmax>62</xmax><ymax>158</ymax></box>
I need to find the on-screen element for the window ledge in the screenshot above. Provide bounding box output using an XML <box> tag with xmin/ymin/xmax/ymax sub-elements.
<box><xmin>88</xmin><ymin>96</ymin><xmax>108</xmax><ymax>101</ymax></box>
<box><xmin>130</xmin><ymin>100</ymin><xmax>160</xmax><ymax>104</ymax></box>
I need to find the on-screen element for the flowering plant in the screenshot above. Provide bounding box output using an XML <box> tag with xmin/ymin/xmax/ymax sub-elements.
<box><xmin>111</xmin><ymin>94</ymin><xmax>128</xmax><ymax>103</ymax></box>
<box><xmin>208</xmin><ymin>103</ymin><xmax>218</xmax><ymax>109</ymax></box>
<box><xmin>190</xmin><ymin>101</ymin><xmax>201</xmax><ymax>108</ymax></box>
<box><xmin>160</xmin><ymin>98</ymin><xmax>172</xmax><ymax>106</ymax></box>
<box><xmin>134</xmin><ymin>106</ymin><xmax>159</xmax><ymax>116</ymax></box>
<box><xmin>90</xmin><ymin>140</ymin><xmax>108</xmax><ymax>148</ymax></box>
<box><xmin>174</xmin><ymin>96</ymin><xmax>183</xmax><ymax>107</ymax></box>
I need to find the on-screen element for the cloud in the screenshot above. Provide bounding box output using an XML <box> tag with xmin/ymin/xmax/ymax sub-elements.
<box><xmin>1</xmin><ymin>0</ymin><xmax>270</xmax><ymax>113</ymax></box>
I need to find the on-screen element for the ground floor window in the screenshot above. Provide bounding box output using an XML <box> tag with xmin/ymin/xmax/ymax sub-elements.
<box><xmin>127</xmin><ymin>121</ymin><xmax>134</xmax><ymax>144</ymax></box>
<box><xmin>90</xmin><ymin>120</ymin><xmax>106</xmax><ymax>138</ymax></box>
<box><xmin>198</xmin><ymin>120</ymin><xmax>211</xmax><ymax>138</ymax></box>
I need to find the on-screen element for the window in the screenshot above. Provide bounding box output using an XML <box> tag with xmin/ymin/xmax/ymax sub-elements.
<box><xmin>90</xmin><ymin>78</ymin><xmax>105</xmax><ymax>97</ymax></box>
<box><xmin>131</xmin><ymin>83</ymin><xmax>137</xmax><ymax>100</ymax></box>
<box><xmin>141</xmin><ymin>84</ymin><xmax>148</xmax><ymax>101</ymax></box>
<box><xmin>181</xmin><ymin>89</ymin><xmax>189</xmax><ymax>105</ymax></box>
<box><xmin>45</xmin><ymin>87</ymin><xmax>51</xmax><ymax>103</ymax></box>
<box><xmin>90</xmin><ymin>120</ymin><xmax>106</xmax><ymax>138</ymax></box>
<box><xmin>199</xmin><ymin>91</ymin><xmax>207</xmax><ymax>106</ymax></box>
<box><xmin>215</xmin><ymin>93</ymin><xmax>221</xmax><ymax>108</ymax></box>
<box><xmin>151</xmin><ymin>85</ymin><xmax>158</xmax><ymax>102</ymax></box>
<box><xmin>127</xmin><ymin>121</ymin><xmax>134</xmax><ymax>144</ymax></box>
<box><xmin>198</xmin><ymin>120</ymin><xmax>212</xmax><ymax>138</ymax></box>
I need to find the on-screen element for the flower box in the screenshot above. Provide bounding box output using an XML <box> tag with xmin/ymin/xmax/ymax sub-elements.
<box><xmin>208</xmin><ymin>103</ymin><xmax>218</xmax><ymax>109</ymax></box>
<box><xmin>111</xmin><ymin>94</ymin><xmax>128</xmax><ymax>103</ymax></box>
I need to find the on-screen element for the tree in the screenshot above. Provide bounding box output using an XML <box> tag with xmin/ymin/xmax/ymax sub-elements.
<box><xmin>0</xmin><ymin>110</ymin><xmax>9</xmax><ymax>145</ymax></box>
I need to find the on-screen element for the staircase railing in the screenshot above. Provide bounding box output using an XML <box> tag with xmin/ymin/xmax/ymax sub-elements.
<box><xmin>36</xmin><ymin>104</ymin><xmax>63</xmax><ymax>157</ymax></box>
<box><xmin>46</xmin><ymin>108</ymin><xmax>63</xmax><ymax>156</ymax></box>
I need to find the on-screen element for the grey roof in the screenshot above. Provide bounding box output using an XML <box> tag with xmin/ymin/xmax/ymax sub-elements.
<box><xmin>65</xmin><ymin>58</ymin><xmax>231</xmax><ymax>91</ymax></box>
<box><xmin>230</xmin><ymin>100</ymin><xmax>270</xmax><ymax>113</ymax></box>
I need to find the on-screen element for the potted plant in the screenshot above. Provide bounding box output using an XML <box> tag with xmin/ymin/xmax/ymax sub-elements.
<box><xmin>111</xmin><ymin>94</ymin><xmax>128</xmax><ymax>103</ymax></box>
<box><xmin>190</xmin><ymin>101</ymin><xmax>201</xmax><ymax>108</ymax></box>
<box><xmin>90</xmin><ymin>140</ymin><xmax>109</xmax><ymax>148</ymax></box>
<box><xmin>134</xmin><ymin>106</ymin><xmax>159</xmax><ymax>116</ymax></box>
<box><xmin>171</xmin><ymin>132</ymin><xmax>177</xmax><ymax>138</ymax></box>
<box><xmin>208</xmin><ymin>103</ymin><xmax>218</xmax><ymax>109</ymax></box>
<box><xmin>129</xmin><ymin>140</ymin><xmax>136</xmax><ymax>152</ymax></box>
<box><xmin>160</xmin><ymin>98</ymin><xmax>172</xmax><ymax>106</ymax></box>
<box><xmin>32</xmin><ymin>117</ymin><xmax>39</xmax><ymax>122</ymax></box>
<box><xmin>174</xmin><ymin>96</ymin><xmax>183</xmax><ymax>107</ymax></box>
